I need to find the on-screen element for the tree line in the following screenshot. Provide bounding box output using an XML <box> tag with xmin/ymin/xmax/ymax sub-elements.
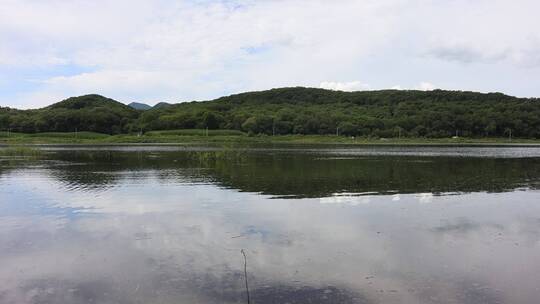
<box><xmin>1</xmin><ymin>88</ymin><xmax>540</xmax><ymax>138</ymax></box>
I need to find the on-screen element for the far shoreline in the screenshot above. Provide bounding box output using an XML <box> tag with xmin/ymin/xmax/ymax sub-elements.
<box><xmin>1</xmin><ymin>131</ymin><xmax>540</xmax><ymax>147</ymax></box>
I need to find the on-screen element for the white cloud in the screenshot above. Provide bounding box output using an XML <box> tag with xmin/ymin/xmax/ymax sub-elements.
<box><xmin>319</xmin><ymin>81</ymin><xmax>371</xmax><ymax>92</ymax></box>
<box><xmin>1</xmin><ymin>0</ymin><xmax>540</xmax><ymax>108</ymax></box>
<box><xmin>320</xmin><ymin>80</ymin><xmax>437</xmax><ymax>92</ymax></box>
<box><xmin>390</xmin><ymin>82</ymin><xmax>437</xmax><ymax>91</ymax></box>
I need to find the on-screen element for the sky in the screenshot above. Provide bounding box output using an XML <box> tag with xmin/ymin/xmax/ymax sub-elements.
<box><xmin>1</xmin><ymin>0</ymin><xmax>539</xmax><ymax>109</ymax></box>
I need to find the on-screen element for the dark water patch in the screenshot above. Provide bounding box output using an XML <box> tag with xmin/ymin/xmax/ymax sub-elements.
<box><xmin>250</xmin><ymin>285</ymin><xmax>372</xmax><ymax>304</ymax></box>
<box><xmin>431</xmin><ymin>218</ymin><xmax>504</xmax><ymax>235</ymax></box>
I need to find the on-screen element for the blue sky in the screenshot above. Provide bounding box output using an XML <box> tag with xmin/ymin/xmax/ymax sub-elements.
<box><xmin>1</xmin><ymin>0</ymin><xmax>539</xmax><ymax>108</ymax></box>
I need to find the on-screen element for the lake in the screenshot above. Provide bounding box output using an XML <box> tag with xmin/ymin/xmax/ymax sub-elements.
<box><xmin>1</xmin><ymin>145</ymin><xmax>540</xmax><ymax>304</ymax></box>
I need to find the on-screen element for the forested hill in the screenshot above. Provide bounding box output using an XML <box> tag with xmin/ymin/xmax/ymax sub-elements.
<box><xmin>0</xmin><ymin>94</ymin><xmax>138</xmax><ymax>134</ymax></box>
<box><xmin>1</xmin><ymin>87</ymin><xmax>540</xmax><ymax>138</ymax></box>
<box><xmin>139</xmin><ymin>88</ymin><xmax>540</xmax><ymax>138</ymax></box>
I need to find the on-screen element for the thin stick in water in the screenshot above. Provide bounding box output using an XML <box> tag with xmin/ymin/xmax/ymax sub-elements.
<box><xmin>241</xmin><ymin>249</ymin><xmax>251</xmax><ymax>304</ymax></box>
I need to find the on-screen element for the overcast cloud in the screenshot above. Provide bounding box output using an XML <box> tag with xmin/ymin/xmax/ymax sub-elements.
<box><xmin>1</xmin><ymin>0</ymin><xmax>539</xmax><ymax>108</ymax></box>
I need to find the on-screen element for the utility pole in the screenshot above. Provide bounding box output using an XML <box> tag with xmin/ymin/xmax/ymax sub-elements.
<box><xmin>336</xmin><ymin>127</ymin><xmax>340</xmax><ymax>136</ymax></box>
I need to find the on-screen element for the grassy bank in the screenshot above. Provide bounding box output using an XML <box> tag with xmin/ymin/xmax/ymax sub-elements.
<box><xmin>0</xmin><ymin>130</ymin><xmax>538</xmax><ymax>146</ymax></box>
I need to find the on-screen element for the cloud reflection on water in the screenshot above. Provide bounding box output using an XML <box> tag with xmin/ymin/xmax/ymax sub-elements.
<box><xmin>1</xmin><ymin>150</ymin><xmax>540</xmax><ymax>303</ymax></box>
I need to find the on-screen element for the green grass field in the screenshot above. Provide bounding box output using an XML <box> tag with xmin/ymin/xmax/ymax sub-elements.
<box><xmin>145</xmin><ymin>129</ymin><xmax>246</xmax><ymax>136</ymax></box>
<box><xmin>0</xmin><ymin>129</ymin><xmax>538</xmax><ymax>145</ymax></box>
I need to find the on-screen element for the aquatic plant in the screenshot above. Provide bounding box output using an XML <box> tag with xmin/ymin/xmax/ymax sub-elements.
<box><xmin>0</xmin><ymin>146</ymin><xmax>43</xmax><ymax>158</ymax></box>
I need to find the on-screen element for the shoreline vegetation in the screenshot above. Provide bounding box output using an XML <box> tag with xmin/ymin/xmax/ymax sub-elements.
<box><xmin>1</xmin><ymin>89</ymin><xmax>540</xmax><ymax>144</ymax></box>
<box><xmin>1</xmin><ymin>130</ymin><xmax>539</xmax><ymax>146</ymax></box>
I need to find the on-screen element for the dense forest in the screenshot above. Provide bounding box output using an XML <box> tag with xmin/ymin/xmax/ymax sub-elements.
<box><xmin>1</xmin><ymin>87</ymin><xmax>540</xmax><ymax>138</ymax></box>
<box><xmin>0</xmin><ymin>94</ymin><xmax>138</xmax><ymax>134</ymax></box>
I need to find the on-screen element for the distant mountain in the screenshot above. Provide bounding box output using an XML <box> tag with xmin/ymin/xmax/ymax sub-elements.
<box><xmin>128</xmin><ymin>102</ymin><xmax>152</xmax><ymax>110</ymax></box>
<box><xmin>153</xmin><ymin>102</ymin><xmax>173</xmax><ymax>109</ymax></box>
<box><xmin>127</xmin><ymin>101</ymin><xmax>171</xmax><ymax>110</ymax></box>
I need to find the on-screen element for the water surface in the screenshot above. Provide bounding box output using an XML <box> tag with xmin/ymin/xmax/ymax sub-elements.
<box><xmin>1</xmin><ymin>145</ymin><xmax>540</xmax><ymax>304</ymax></box>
